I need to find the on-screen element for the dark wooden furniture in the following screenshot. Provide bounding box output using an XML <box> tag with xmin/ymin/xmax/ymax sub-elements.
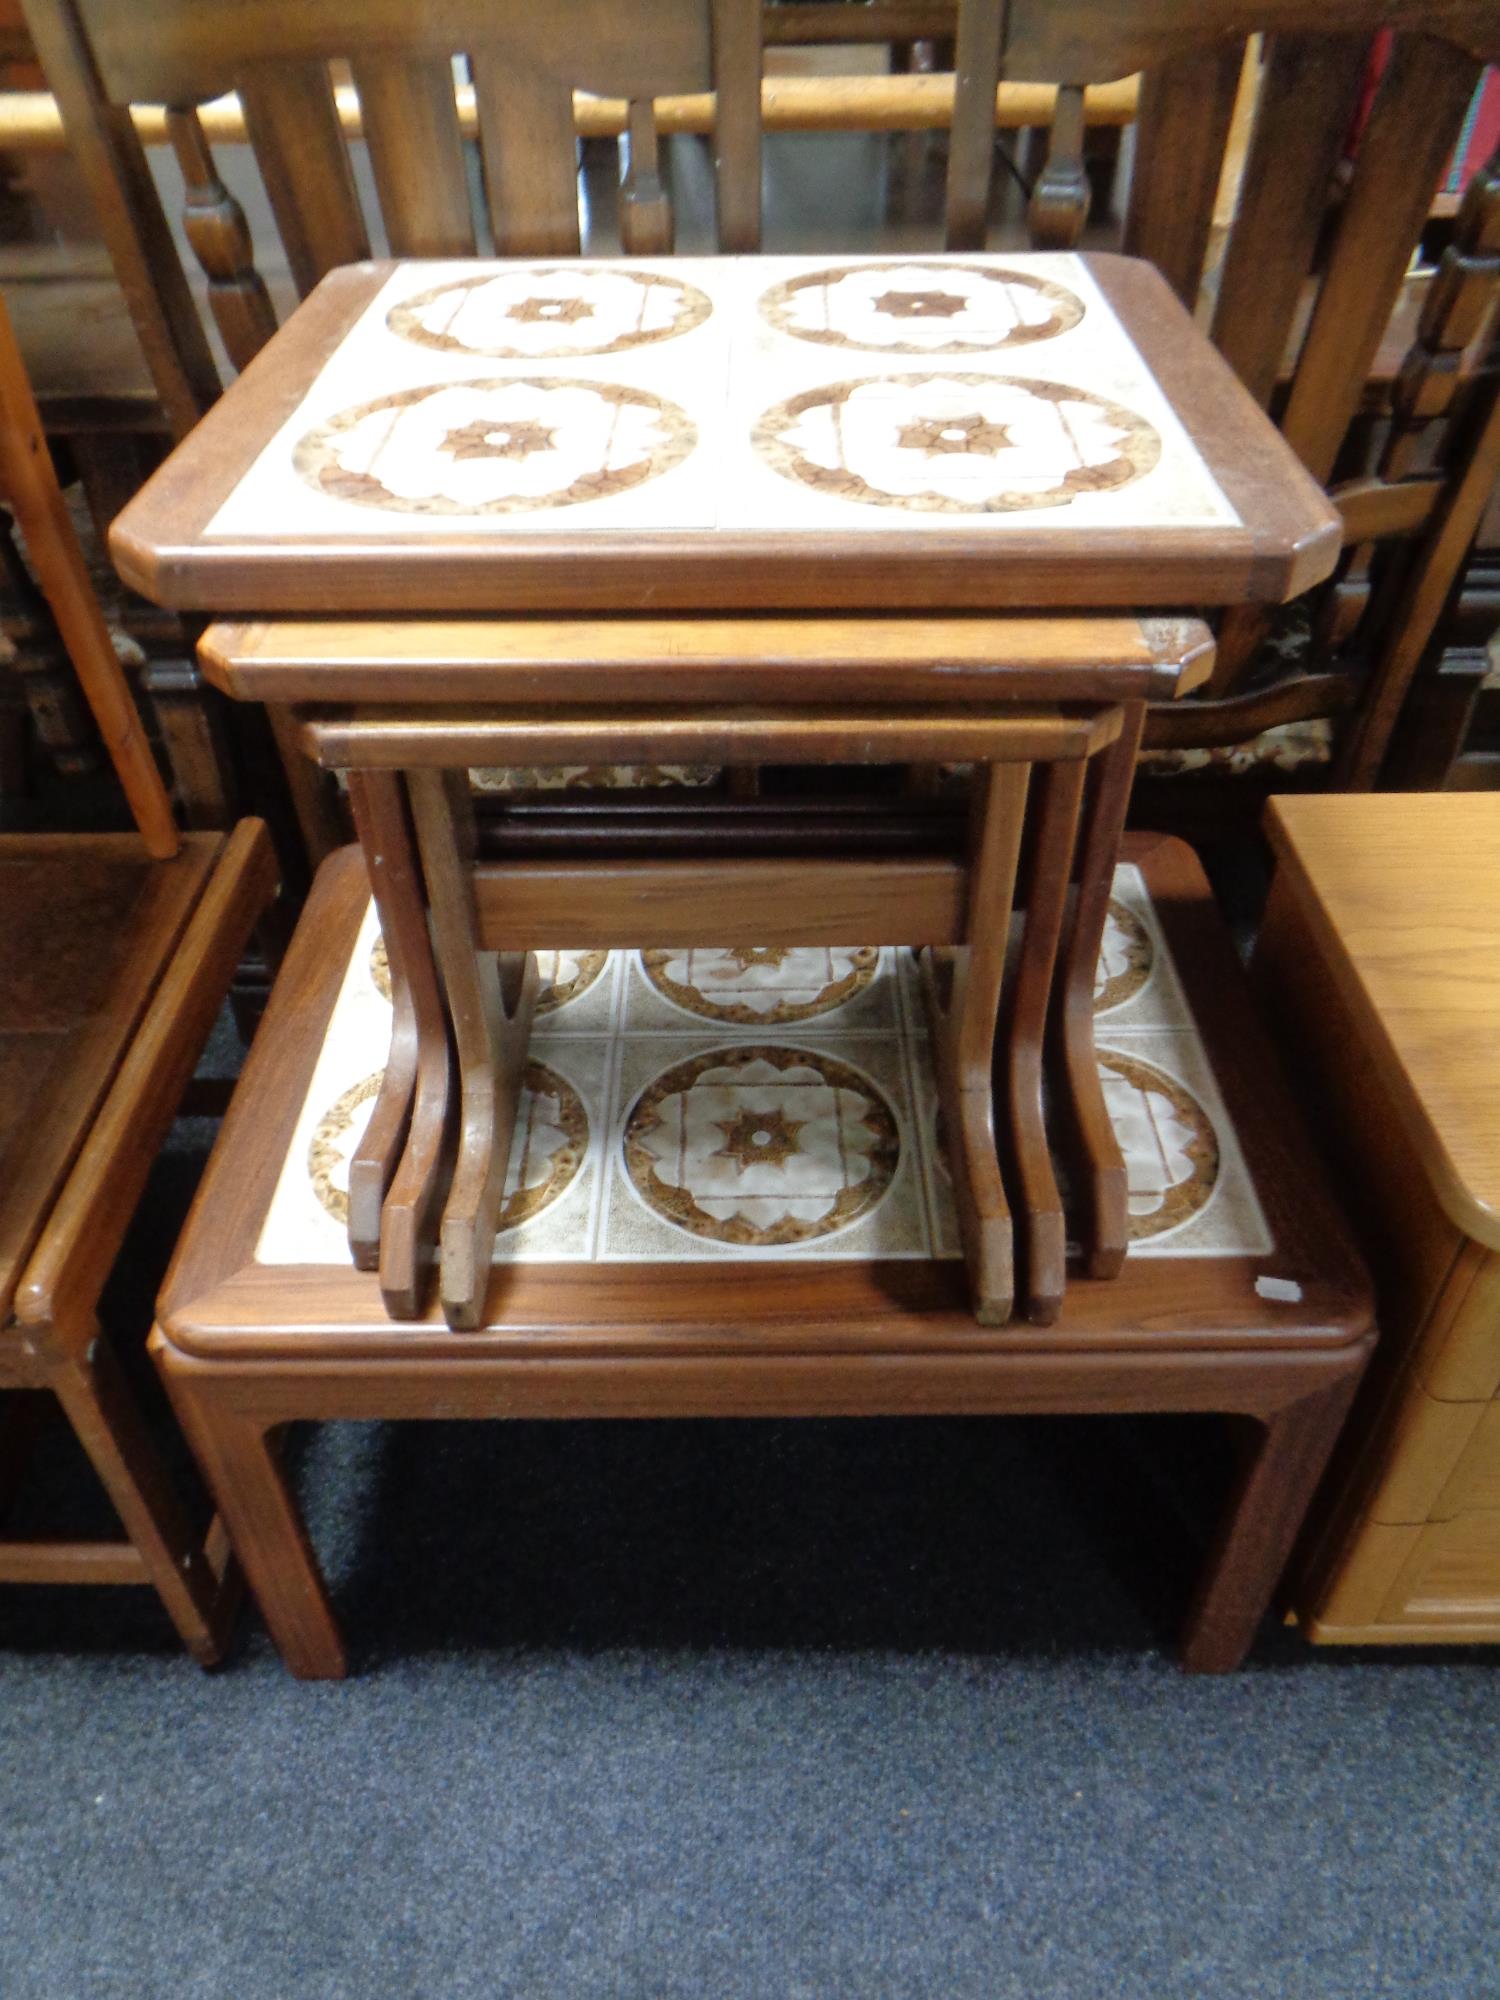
<box><xmin>110</xmin><ymin>246</ymin><xmax>1334</xmax><ymax>1329</ymax></box>
<box><xmin>946</xmin><ymin>0</ymin><xmax>1500</xmax><ymax>790</ymax></box>
<box><xmin>152</xmin><ymin>834</ymin><xmax>1373</xmax><ymax>1679</ymax></box>
<box><xmin>0</xmin><ymin>290</ymin><xmax>277</xmax><ymax>1658</ymax></box>
<box><xmin>1257</xmin><ymin>793</ymin><xmax>1500</xmax><ymax>1642</ymax></box>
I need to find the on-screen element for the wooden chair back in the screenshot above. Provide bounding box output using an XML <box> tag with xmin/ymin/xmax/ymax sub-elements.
<box><xmin>0</xmin><ymin>288</ymin><xmax>177</xmax><ymax>855</ymax></box>
<box><xmin>948</xmin><ymin>0</ymin><xmax>1500</xmax><ymax>779</ymax></box>
<box><xmin>24</xmin><ymin>0</ymin><xmax>763</xmax><ymax>439</ymax></box>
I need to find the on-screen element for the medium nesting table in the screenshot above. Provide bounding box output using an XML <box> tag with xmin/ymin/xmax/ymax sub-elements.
<box><xmin>114</xmin><ymin>250</ymin><xmax>1337</xmax><ymax>1331</ymax></box>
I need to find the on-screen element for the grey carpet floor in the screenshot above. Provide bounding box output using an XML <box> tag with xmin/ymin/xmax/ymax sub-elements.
<box><xmin>3</xmin><ymin>1097</ymin><xmax>1499</xmax><ymax>2000</ymax></box>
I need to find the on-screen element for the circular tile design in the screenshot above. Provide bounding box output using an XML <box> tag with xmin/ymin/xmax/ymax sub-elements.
<box><xmin>308</xmin><ymin>1061</ymin><xmax>587</xmax><ymax>1232</ymax></box>
<box><xmin>294</xmin><ymin>377</ymin><xmax>695</xmax><ymax>516</ymax></box>
<box><xmin>307</xmin><ymin>1071</ymin><xmax>385</xmax><ymax>1226</ymax></box>
<box><xmin>753</xmin><ymin>373</ymin><xmax>1160</xmax><ymax>515</ymax></box>
<box><xmin>622</xmin><ymin>1044</ymin><xmax>900</xmax><ymax>1246</ymax></box>
<box><xmin>536</xmin><ymin>948</ymin><xmax>609</xmax><ymax>1016</ymax></box>
<box><xmin>639</xmin><ymin>945</ymin><xmax>880</xmax><ymax>1024</ymax></box>
<box><xmin>388</xmin><ymin>266</ymin><xmax>712</xmax><ymax>358</ymax></box>
<box><xmin>759</xmin><ymin>260</ymin><xmax>1085</xmax><ymax>354</ymax></box>
<box><xmin>1093</xmin><ymin>900</ymin><xmax>1153</xmax><ymax>1014</ymax></box>
<box><xmin>371</xmin><ymin>939</ymin><xmax>607</xmax><ymax>1015</ymax></box>
<box><xmin>1097</xmin><ymin>1049</ymin><xmax>1219</xmax><ymax>1240</ymax></box>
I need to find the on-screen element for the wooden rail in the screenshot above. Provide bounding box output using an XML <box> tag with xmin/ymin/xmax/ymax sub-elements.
<box><xmin>0</xmin><ymin>74</ymin><xmax>1139</xmax><ymax>152</ymax></box>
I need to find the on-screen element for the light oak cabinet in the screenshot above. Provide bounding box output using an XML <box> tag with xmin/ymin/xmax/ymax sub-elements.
<box><xmin>1258</xmin><ymin>794</ymin><xmax>1500</xmax><ymax>1644</ymax></box>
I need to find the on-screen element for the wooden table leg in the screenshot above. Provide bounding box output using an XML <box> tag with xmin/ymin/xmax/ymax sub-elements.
<box><xmin>153</xmin><ymin>1335</ymin><xmax>347</xmax><ymax>1679</ymax></box>
<box><xmin>55</xmin><ymin>1334</ymin><xmax>234</xmax><ymax>1667</ymax></box>
<box><xmin>920</xmin><ymin>762</ymin><xmax>1028</xmax><ymax>1326</ymax></box>
<box><xmin>1179</xmin><ymin>1357</ymin><xmax>1367</xmax><ymax>1672</ymax></box>
<box><xmin>1051</xmin><ymin>701</ymin><xmax>1144</xmax><ymax>1280</ymax></box>
<box><xmin>344</xmin><ymin>772</ymin><xmax>419</xmax><ymax>1272</ymax></box>
<box><xmin>1005</xmin><ymin>756</ymin><xmax>1087</xmax><ymax>1326</ymax></box>
<box><xmin>345</xmin><ymin>770</ymin><xmax>455</xmax><ymax>1319</ymax></box>
<box><xmin>408</xmin><ymin>769</ymin><xmax>538</xmax><ymax>1331</ymax></box>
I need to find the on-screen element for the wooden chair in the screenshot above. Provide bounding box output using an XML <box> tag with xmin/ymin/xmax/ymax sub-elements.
<box><xmin>947</xmin><ymin>1</ymin><xmax>1500</xmax><ymax>792</ymax></box>
<box><xmin>23</xmin><ymin>0</ymin><xmax>763</xmax><ymax>860</ymax></box>
<box><xmin>0</xmin><ymin>289</ymin><xmax>276</xmax><ymax>1660</ymax></box>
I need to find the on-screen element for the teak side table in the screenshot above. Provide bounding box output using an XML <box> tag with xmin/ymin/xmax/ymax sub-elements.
<box><xmin>113</xmin><ymin>251</ymin><xmax>1338</xmax><ymax>1332</ymax></box>
<box><xmin>1257</xmin><ymin>794</ymin><xmax>1500</xmax><ymax>1644</ymax></box>
<box><xmin>151</xmin><ymin>835</ymin><xmax>1375</xmax><ymax>1679</ymax></box>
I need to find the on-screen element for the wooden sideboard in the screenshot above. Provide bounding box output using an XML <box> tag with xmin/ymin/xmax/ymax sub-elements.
<box><xmin>1257</xmin><ymin>792</ymin><xmax>1500</xmax><ymax>1644</ymax></box>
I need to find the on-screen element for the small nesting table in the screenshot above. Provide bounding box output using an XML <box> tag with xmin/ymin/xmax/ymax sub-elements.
<box><xmin>114</xmin><ymin>250</ymin><xmax>1338</xmax><ymax>1333</ymax></box>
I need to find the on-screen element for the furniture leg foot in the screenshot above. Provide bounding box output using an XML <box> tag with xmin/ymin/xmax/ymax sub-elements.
<box><xmin>152</xmin><ymin>1333</ymin><xmax>346</xmax><ymax>1678</ymax></box>
<box><xmin>54</xmin><ymin>1334</ymin><xmax>232</xmax><ymax>1667</ymax></box>
<box><xmin>1179</xmin><ymin>1361</ymin><xmax>1367</xmax><ymax>1672</ymax></box>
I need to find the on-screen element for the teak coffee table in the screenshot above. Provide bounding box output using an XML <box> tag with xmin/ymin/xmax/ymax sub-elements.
<box><xmin>115</xmin><ymin>251</ymin><xmax>1337</xmax><ymax>1332</ymax></box>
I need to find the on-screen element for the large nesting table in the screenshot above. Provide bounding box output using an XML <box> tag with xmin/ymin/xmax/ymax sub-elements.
<box><xmin>114</xmin><ymin>250</ymin><xmax>1337</xmax><ymax>1332</ymax></box>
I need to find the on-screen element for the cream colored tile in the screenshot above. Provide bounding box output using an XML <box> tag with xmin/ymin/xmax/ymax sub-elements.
<box><xmin>207</xmin><ymin>253</ymin><xmax>1238</xmax><ymax>545</ymax></box>
<box><xmin>598</xmin><ymin>1030</ymin><xmax>930</xmax><ymax>1261</ymax></box>
<box><xmin>620</xmin><ymin>944</ymin><xmax>901</xmax><ymax>1036</ymax></box>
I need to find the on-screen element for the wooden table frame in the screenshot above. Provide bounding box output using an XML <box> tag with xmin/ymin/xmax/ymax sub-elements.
<box><xmin>152</xmin><ymin>837</ymin><xmax>1374</xmax><ymax>1679</ymax></box>
<box><xmin>306</xmin><ymin>699</ymin><xmax>1132</xmax><ymax>1329</ymax></box>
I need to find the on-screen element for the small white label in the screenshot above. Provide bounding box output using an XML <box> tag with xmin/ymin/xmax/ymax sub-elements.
<box><xmin>1255</xmin><ymin>1275</ymin><xmax>1304</xmax><ymax>1304</ymax></box>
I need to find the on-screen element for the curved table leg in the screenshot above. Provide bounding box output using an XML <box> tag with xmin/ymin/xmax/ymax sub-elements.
<box><xmin>1005</xmin><ymin>756</ymin><xmax>1086</xmax><ymax>1325</ymax></box>
<box><xmin>919</xmin><ymin>762</ymin><xmax>1029</xmax><ymax>1326</ymax></box>
<box><xmin>409</xmin><ymin>769</ymin><xmax>538</xmax><ymax>1331</ymax></box>
<box><xmin>344</xmin><ymin>772</ymin><xmax>420</xmax><ymax>1273</ymax></box>
<box><xmin>1050</xmin><ymin>702</ymin><xmax>1144</xmax><ymax>1280</ymax></box>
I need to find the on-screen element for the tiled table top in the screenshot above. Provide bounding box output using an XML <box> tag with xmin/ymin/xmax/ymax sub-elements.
<box><xmin>256</xmin><ymin>864</ymin><xmax>1270</xmax><ymax>1271</ymax></box>
<box><xmin>207</xmin><ymin>255</ymin><xmax>1235</xmax><ymax>540</ymax></box>
<box><xmin>112</xmin><ymin>253</ymin><xmax>1339</xmax><ymax>614</ymax></box>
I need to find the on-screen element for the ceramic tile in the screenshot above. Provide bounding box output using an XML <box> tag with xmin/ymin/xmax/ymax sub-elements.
<box><xmin>252</xmin><ymin>856</ymin><xmax>1269</xmax><ymax>1271</ymax></box>
<box><xmin>620</xmin><ymin>945</ymin><xmax>902</xmax><ymax>1036</ymax></box>
<box><xmin>207</xmin><ymin>254</ymin><xmax>1238</xmax><ymax>543</ymax></box>
<box><xmin>597</xmin><ymin>1029</ymin><xmax>932</xmax><ymax>1261</ymax></box>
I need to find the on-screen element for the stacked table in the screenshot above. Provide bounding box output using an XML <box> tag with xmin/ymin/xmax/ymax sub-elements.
<box><xmin>115</xmin><ymin>250</ymin><xmax>1336</xmax><ymax>1331</ymax></box>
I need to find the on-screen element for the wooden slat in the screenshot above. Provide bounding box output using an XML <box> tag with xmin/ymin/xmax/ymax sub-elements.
<box><xmin>1334</xmin><ymin>475</ymin><xmax>1445</xmax><ymax>543</ymax></box>
<box><xmin>350</xmin><ymin>52</ymin><xmax>474</xmax><ymax>258</ymax></box>
<box><xmin>762</xmin><ymin>1</ymin><xmax>955</xmax><ymax>43</ymax></box>
<box><xmin>1281</xmin><ymin>33</ymin><xmax>1482</xmax><ymax>482</ymax></box>
<box><xmin>300</xmin><ymin>706</ymin><xmax>1119</xmax><ymax>769</ymax></box>
<box><xmin>0</xmin><ymin>293</ymin><xmax>177</xmax><ymax>856</ymax></box>
<box><xmin>0</xmin><ymin>75</ymin><xmax>1141</xmax><ymax>152</ymax></box>
<box><xmin>1210</xmin><ymin>34</ymin><xmax>1369</xmax><ymax>406</ymax></box>
<box><xmin>944</xmin><ymin>0</ymin><xmax>1007</xmax><ymax>251</ymax></box>
<box><xmin>166</xmin><ymin>107</ymin><xmax>278</xmax><ymax>373</ymax></box>
<box><xmin>18</xmin><ymin>0</ymin><xmax>221</xmax><ymax>439</ymax></box>
<box><xmin>1124</xmin><ymin>40</ymin><xmax>1244</xmax><ymax>308</ymax></box>
<box><xmin>474</xmin><ymin>856</ymin><xmax>967</xmax><ymax>947</ymax></box>
<box><xmin>620</xmin><ymin>99</ymin><xmax>673</xmax><ymax>255</ymax></box>
<box><xmin>712</xmin><ymin>0</ymin><xmax>763</xmax><ymax>251</ymax></box>
<box><xmin>238</xmin><ymin>59</ymin><xmax>369</xmax><ymax>296</ymax></box>
<box><xmin>0</xmin><ymin>1538</ymin><xmax>148</xmax><ymax>1585</ymax></box>
<box><xmin>1027</xmin><ymin>83</ymin><xmax>1088</xmax><ymax>249</ymax></box>
<box><xmin>471</xmin><ymin>54</ymin><xmax>580</xmax><ymax>257</ymax></box>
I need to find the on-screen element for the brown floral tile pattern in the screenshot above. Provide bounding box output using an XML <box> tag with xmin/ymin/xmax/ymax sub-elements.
<box><xmin>753</xmin><ymin>373</ymin><xmax>1161</xmax><ymax>515</ymax></box>
<box><xmin>758</xmin><ymin>260</ymin><xmax>1086</xmax><ymax>353</ymax></box>
<box><xmin>387</xmin><ymin>266</ymin><xmax>712</xmax><ymax>359</ymax></box>
<box><xmin>639</xmin><ymin>945</ymin><xmax>881</xmax><ymax>1025</ymax></box>
<box><xmin>293</xmin><ymin>378</ymin><xmax>696</xmax><ymax>515</ymax></box>
<box><xmin>252</xmin><ymin>870</ymin><xmax>1271</xmax><ymax>1269</ymax></box>
<box><xmin>620</xmin><ymin>1043</ymin><xmax>901</xmax><ymax>1247</ymax></box>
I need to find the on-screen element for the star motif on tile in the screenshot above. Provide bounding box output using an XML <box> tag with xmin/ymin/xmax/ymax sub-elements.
<box><xmin>506</xmin><ymin>295</ymin><xmax>595</xmax><ymax>325</ymax></box>
<box><xmin>724</xmin><ymin>946</ymin><xmax>793</xmax><ymax>971</ymax></box>
<box><xmin>440</xmin><ymin>418</ymin><xmax>557</xmax><ymax>462</ymax></box>
<box><xmin>895</xmin><ymin>413</ymin><xmax>1013</xmax><ymax>457</ymax></box>
<box><xmin>712</xmin><ymin>1108</ymin><xmax>807</xmax><ymax>1171</ymax></box>
<box><xmin>872</xmin><ymin>288</ymin><xmax>969</xmax><ymax>320</ymax></box>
